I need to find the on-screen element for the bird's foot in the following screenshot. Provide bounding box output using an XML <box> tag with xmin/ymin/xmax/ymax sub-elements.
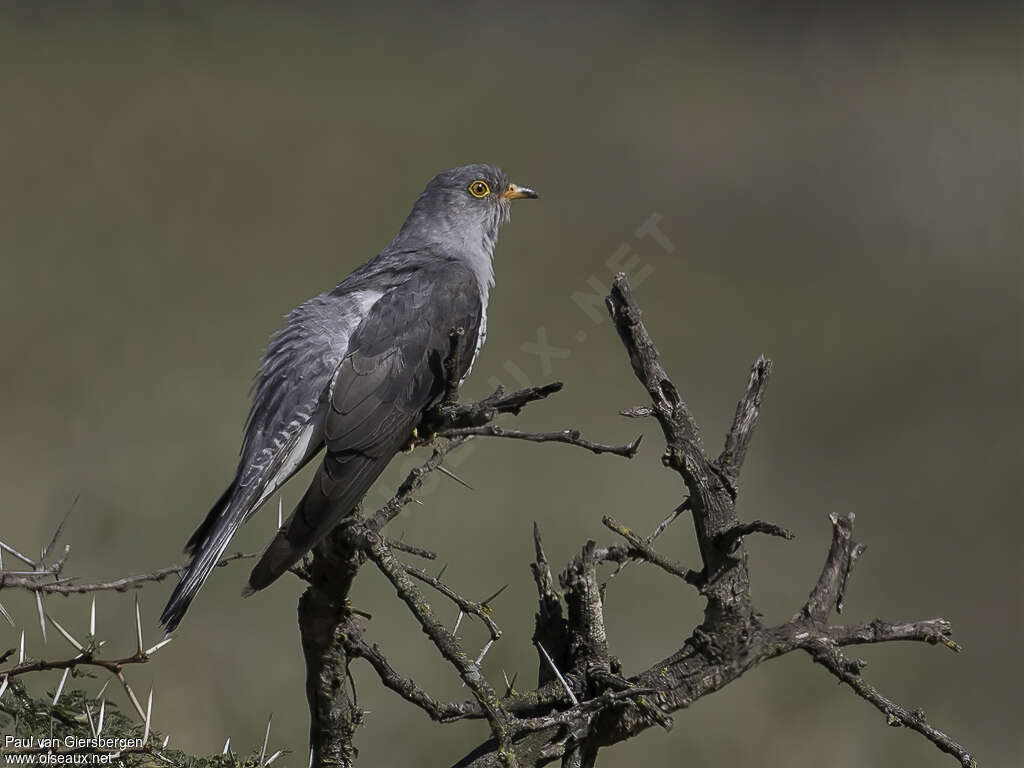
<box><xmin>403</xmin><ymin>428</ymin><xmax>420</xmax><ymax>454</ymax></box>
<box><xmin>404</xmin><ymin>427</ymin><xmax>440</xmax><ymax>453</ymax></box>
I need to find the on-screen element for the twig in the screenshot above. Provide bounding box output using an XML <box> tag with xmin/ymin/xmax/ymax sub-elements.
<box><xmin>0</xmin><ymin>552</ymin><xmax>256</xmax><ymax>595</ymax></box>
<box><xmin>804</xmin><ymin>639</ymin><xmax>975</xmax><ymax>767</ymax></box>
<box><xmin>402</xmin><ymin>564</ymin><xmax>502</xmax><ymax>641</ymax></box>
<box><xmin>801</xmin><ymin>513</ymin><xmax>865</xmax><ymax>620</ymax></box>
<box><xmin>348</xmin><ymin>635</ymin><xmax>483</xmax><ymax>722</ymax></box>
<box><xmin>386</xmin><ymin>539</ymin><xmax>438</xmax><ymax>560</ymax></box>
<box><xmin>717</xmin><ymin>356</ymin><xmax>773</xmax><ymax>483</ymax></box>
<box><xmin>437</xmin><ymin>426</ymin><xmax>642</xmax><ymax>458</ymax></box>
<box><xmin>361</xmin><ymin>530</ymin><xmax>514</xmax><ymax>747</ymax></box>
<box><xmin>601</xmin><ymin>516</ymin><xmax>702</xmax><ymax>586</ymax></box>
<box><xmin>714</xmin><ymin>520</ymin><xmax>794</xmax><ymax>550</ymax></box>
<box><xmin>829</xmin><ymin>618</ymin><xmax>961</xmax><ymax>652</ymax></box>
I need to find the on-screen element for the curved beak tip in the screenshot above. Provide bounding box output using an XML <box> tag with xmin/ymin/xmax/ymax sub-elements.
<box><xmin>503</xmin><ymin>183</ymin><xmax>539</xmax><ymax>200</ymax></box>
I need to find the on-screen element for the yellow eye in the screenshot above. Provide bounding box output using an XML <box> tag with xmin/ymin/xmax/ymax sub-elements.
<box><xmin>468</xmin><ymin>180</ymin><xmax>490</xmax><ymax>198</ymax></box>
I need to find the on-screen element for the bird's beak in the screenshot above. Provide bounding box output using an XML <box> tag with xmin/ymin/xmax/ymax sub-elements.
<box><xmin>501</xmin><ymin>183</ymin><xmax>539</xmax><ymax>200</ymax></box>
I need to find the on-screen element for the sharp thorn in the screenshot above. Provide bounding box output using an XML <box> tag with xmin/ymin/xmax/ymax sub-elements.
<box><xmin>0</xmin><ymin>676</ymin><xmax>9</xmax><ymax>700</ymax></box>
<box><xmin>123</xmin><ymin>679</ymin><xmax>145</xmax><ymax>720</ymax></box>
<box><xmin>48</xmin><ymin>613</ymin><xmax>84</xmax><ymax>651</ymax></box>
<box><xmin>53</xmin><ymin>667</ymin><xmax>70</xmax><ymax>705</ymax></box>
<box><xmin>134</xmin><ymin>594</ymin><xmax>143</xmax><ymax>655</ymax></box>
<box><xmin>437</xmin><ymin>464</ymin><xmax>474</xmax><ymax>491</ymax></box>
<box><xmin>35</xmin><ymin>592</ymin><xmax>47</xmax><ymax>644</ymax></box>
<box><xmin>222</xmin><ymin>738</ymin><xmax>231</xmax><ymax>755</ymax></box>
<box><xmin>259</xmin><ymin>713</ymin><xmax>273</xmax><ymax>766</ymax></box>
<box><xmin>42</xmin><ymin>495</ymin><xmax>78</xmax><ymax>564</ymax></box>
<box><xmin>277</xmin><ymin>498</ymin><xmax>283</xmax><ymax>530</ymax></box>
<box><xmin>97</xmin><ymin>698</ymin><xmax>106</xmax><ymax>735</ymax></box>
<box><xmin>145</xmin><ymin>637</ymin><xmax>173</xmax><ymax>656</ymax></box>
<box><xmin>536</xmin><ymin>641</ymin><xmax>578</xmax><ymax>706</ymax></box>
<box><xmin>474</xmin><ymin>639</ymin><xmax>494</xmax><ymax>665</ymax></box>
<box><xmin>480</xmin><ymin>583</ymin><xmax>509</xmax><ymax>607</ymax></box>
<box><xmin>95</xmin><ymin>679</ymin><xmax>111</xmax><ymax>701</ymax></box>
<box><xmin>143</xmin><ymin>688</ymin><xmax>153</xmax><ymax>744</ymax></box>
<box><xmin>84</xmin><ymin>703</ymin><xmax>97</xmax><ymax>739</ymax></box>
<box><xmin>0</xmin><ymin>602</ymin><xmax>14</xmax><ymax>628</ymax></box>
<box><xmin>18</xmin><ymin>630</ymin><xmax>25</xmax><ymax>663</ymax></box>
<box><xmin>89</xmin><ymin>595</ymin><xmax>96</xmax><ymax>637</ymax></box>
<box><xmin>452</xmin><ymin>610</ymin><xmax>464</xmax><ymax>636</ymax></box>
<box><xmin>0</xmin><ymin>540</ymin><xmax>36</xmax><ymax>568</ymax></box>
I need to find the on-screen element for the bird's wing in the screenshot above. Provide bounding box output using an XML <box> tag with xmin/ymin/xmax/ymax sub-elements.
<box><xmin>238</xmin><ymin>290</ymin><xmax>389</xmax><ymax>509</ymax></box>
<box><xmin>246</xmin><ymin>260</ymin><xmax>483</xmax><ymax>591</ymax></box>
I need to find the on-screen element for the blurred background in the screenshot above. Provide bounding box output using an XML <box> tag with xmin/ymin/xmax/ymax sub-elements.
<box><xmin>0</xmin><ymin>1</ymin><xmax>1020</xmax><ymax>765</ymax></box>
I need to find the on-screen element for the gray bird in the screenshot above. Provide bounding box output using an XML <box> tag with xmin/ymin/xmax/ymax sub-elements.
<box><xmin>159</xmin><ymin>164</ymin><xmax>537</xmax><ymax>632</ymax></box>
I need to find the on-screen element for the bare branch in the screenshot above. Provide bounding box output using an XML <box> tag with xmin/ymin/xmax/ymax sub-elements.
<box><xmin>430</xmin><ymin>382</ymin><xmax>565</xmax><ymax>431</ymax></box>
<box><xmin>402</xmin><ymin>563</ymin><xmax>502</xmax><ymax>641</ymax></box>
<box><xmin>601</xmin><ymin>516</ymin><xmax>702</xmax><ymax>586</ymax></box>
<box><xmin>802</xmin><ymin>512</ymin><xmax>865</xmax><ymax>621</ymax></box>
<box><xmin>437</xmin><ymin>426</ymin><xmax>642</xmax><ymax>458</ymax></box>
<box><xmin>386</xmin><ymin>538</ymin><xmax>438</xmax><ymax>560</ymax></box>
<box><xmin>348</xmin><ymin>634</ymin><xmax>483</xmax><ymax>722</ymax></box>
<box><xmin>804</xmin><ymin>639</ymin><xmax>975</xmax><ymax>767</ymax></box>
<box><xmin>717</xmin><ymin>356</ymin><xmax>772</xmax><ymax>483</ymax></box>
<box><xmin>0</xmin><ymin>551</ymin><xmax>256</xmax><ymax>595</ymax></box>
<box><xmin>361</xmin><ymin>530</ymin><xmax>515</xmax><ymax>748</ymax></box>
<box><xmin>829</xmin><ymin>618</ymin><xmax>962</xmax><ymax>652</ymax></box>
<box><xmin>364</xmin><ymin>438</ymin><xmax>469</xmax><ymax>533</ymax></box>
<box><xmin>714</xmin><ymin>519</ymin><xmax>794</xmax><ymax>550</ymax></box>
<box><xmin>606</xmin><ymin>274</ymin><xmax>753</xmax><ymax>622</ymax></box>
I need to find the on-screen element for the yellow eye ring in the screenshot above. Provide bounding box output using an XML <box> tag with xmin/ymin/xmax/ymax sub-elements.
<box><xmin>468</xmin><ymin>180</ymin><xmax>490</xmax><ymax>198</ymax></box>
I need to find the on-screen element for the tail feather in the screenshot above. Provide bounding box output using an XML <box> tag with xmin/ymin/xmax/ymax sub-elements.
<box><xmin>184</xmin><ymin>481</ymin><xmax>236</xmax><ymax>556</ymax></box>
<box><xmin>246</xmin><ymin>451</ymin><xmax>388</xmax><ymax>593</ymax></box>
<box><xmin>160</xmin><ymin>482</ymin><xmax>254</xmax><ymax>632</ymax></box>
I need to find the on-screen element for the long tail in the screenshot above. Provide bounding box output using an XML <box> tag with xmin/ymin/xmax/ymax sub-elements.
<box><xmin>160</xmin><ymin>480</ymin><xmax>251</xmax><ymax>632</ymax></box>
<box><xmin>245</xmin><ymin>450</ymin><xmax>390</xmax><ymax>594</ymax></box>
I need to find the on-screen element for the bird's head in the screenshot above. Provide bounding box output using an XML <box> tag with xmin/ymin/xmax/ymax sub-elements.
<box><xmin>396</xmin><ymin>164</ymin><xmax>538</xmax><ymax>258</ymax></box>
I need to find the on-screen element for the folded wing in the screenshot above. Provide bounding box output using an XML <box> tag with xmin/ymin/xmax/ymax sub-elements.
<box><xmin>246</xmin><ymin>259</ymin><xmax>483</xmax><ymax>592</ymax></box>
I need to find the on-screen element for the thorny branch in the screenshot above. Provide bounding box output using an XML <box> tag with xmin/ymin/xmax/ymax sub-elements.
<box><xmin>0</xmin><ymin>552</ymin><xmax>257</xmax><ymax>596</ymax></box>
<box><xmin>0</xmin><ymin>514</ymin><xmax>279</xmax><ymax>763</ymax></box>
<box><xmin>0</xmin><ymin>587</ymin><xmax>179</xmax><ymax>757</ymax></box>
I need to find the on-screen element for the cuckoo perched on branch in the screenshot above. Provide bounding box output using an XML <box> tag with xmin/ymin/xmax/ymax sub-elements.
<box><xmin>159</xmin><ymin>165</ymin><xmax>537</xmax><ymax>632</ymax></box>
